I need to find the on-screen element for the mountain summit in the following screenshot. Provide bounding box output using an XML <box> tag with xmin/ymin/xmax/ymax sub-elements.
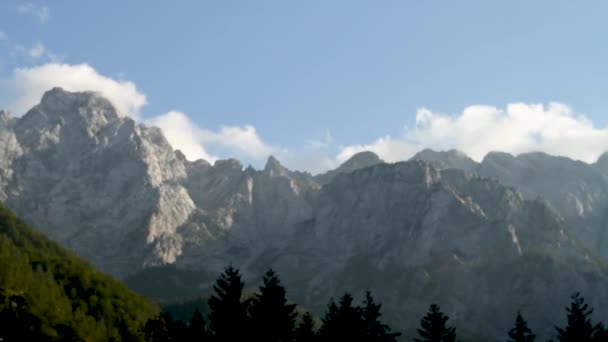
<box><xmin>2</xmin><ymin>89</ymin><xmax>608</xmax><ymax>340</ymax></box>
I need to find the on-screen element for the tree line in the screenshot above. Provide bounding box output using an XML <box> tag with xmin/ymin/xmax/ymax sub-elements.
<box><xmin>141</xmin><ymin>266</ymin><xmax>608</xmax><ymax>342</ymax></box>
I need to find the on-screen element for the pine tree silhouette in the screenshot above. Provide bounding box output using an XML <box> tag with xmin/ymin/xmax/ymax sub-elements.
<box><xmin>361</xmin><ymin>291</ymin><xmax>401</xmax><ymax>342</ymax></box>
<box><xmin>186</xmin><ymin>308</ymin><xmax>208</xmax><ymax>341</ymax></box>
<box><xmin>414</xmin><ymin>304</ymin><xmax>456</xmax><ymax>342</ymax></box>
<box><xmin>555</xmin><ymin>292</ymin><xmax>602</xmax><ymax>342</ymax></box>
<box><xmin>507</xmin><ymin>311</ymin><xmax>535</xmax><ymax>342</ymax></box>
<box><xmin>143</xmin><ymin>314</ymin><xmax>169</xmax><ymax>342</ymax></box>
<box><xmin>593</xmin><ymin>323</ymin><xmax>608</xmax><ymax>342</ymax></box>
<box><xmin>294</xmin><ymin>312</ymin><xmax>318</xmax><ymax>342</ymax></box>
<box><xmin>318</xmin><ymin>293</ymin><xmax>366</xmax><ymax>341</ymax></box>
<box><xmin>207</xmin><ymin>265</ymin><xmax>249</xmax><ymax>341</ymax></box>
<box><xmin>249</xmin><ymin>269</ymin><xmax>297</xmax><ymax>342</ymax></box>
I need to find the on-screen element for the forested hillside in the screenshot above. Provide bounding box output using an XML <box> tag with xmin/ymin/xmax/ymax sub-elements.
<box><xmin>0</xmin><ymin>203</ymin><xmax>159</xmax><ymax>341</ymax></box>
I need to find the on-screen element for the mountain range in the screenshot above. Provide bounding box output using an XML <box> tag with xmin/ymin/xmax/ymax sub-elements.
<box><xmin>1</xmin><ymin>88</ymin><xmax>608</xmax><ymax>340</ymax></box>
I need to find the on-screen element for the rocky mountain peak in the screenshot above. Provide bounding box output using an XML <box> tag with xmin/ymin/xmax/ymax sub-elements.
<box><xmin>0</xmin><ymin>110</ymin><xmax>11</xmax><ymax>122</ymax></box>
<box><xmin>411</xmin><ymin>148</ymin><xmax>478</xmax><ymax>171</ymax></box>
<box><xmin>594</xmin><ymin>152</ymin><xmax>608</xmax><ymax>173</ymax></box>
<box><xmin>40</xmin><ymin>87</ymin><xmax>119</xmax><ymax>119</ymax></box>
<box><xmin>315</xmin><ymin>151</ymin><xmax>383</xmax><ymax>185</ymax></box>
<box><xmin>481</xmin><ymin>151</ymin><xmax>516</xmax><ymax>164</ymax></box>
<box><xmin>342</xmin><ymin>151</ymin><xmax>382</xmax><ymax>168</ymax></box>
<box><xmin>16</xmin><ymin>87</ymin><xmax>123</xmax><ymax>144</ymax></box>
<box><xmin>263</xmin><ymin>155</ymin><xmax>290</xmax><ymax>177</ymax></box>
<box><xmin>213</xmin><ymin>158</ymin><xmax>243</xmax><ymax>172</ymax></box>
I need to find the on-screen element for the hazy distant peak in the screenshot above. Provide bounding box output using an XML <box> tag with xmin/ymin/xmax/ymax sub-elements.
<box><xmin>342</xmin><ymin>151</ymin><xmax>382</xmax><ymax>168</ymax></box>
<box><xmin>481</xmin><ymin>151</ymin><xmax>516</xmax><ymax>163</ymax></box>
<box><xmin>0</xmin><ymin>110</ymin><xmax>12</xmax><ymax>123</ymax></box>
<box><xmin>315</xmin><ymin>151</ymin><xmax>383</xmax><ymax>185</ymax></box>
<box><xmin>597</xmin><ymin>151</ymin><xmax>608</xmax><ymax>164</ymax></box>
<box><xmin>264</xmin><ymin>155</ymin><xmax>290</xmax><ymax>176</ymax></box>
<box><xmin>411</xmin><ymin>148</ymin><xmax>478</xmax><ymax>171</ymax></box>
<box><xmin>213</xmin><ymin>158</ymin><xmax>243</xmax><ymax>171</ymax></box>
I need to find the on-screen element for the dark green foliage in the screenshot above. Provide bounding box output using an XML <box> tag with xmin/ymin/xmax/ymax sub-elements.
<box><xmin>0</xmin><ymin>203</ymin><xmax>159</xmax><ymax>341</ymax></box>
<box><xmin>294</xmin><ymin>312</ymin><xmax>318</xmax><ymax>342</ymax></box>
<box><xmin>319</xmin><ymin>293</ymin><xmax>365</xmax><ymax>341</ymax></box>
<box><xmin>318</xmin><ymin>292</ymin><xmax>398</xmax><ymax>342</ymax></box>
<box><xmin>507</xmin><ymin>311</ymin><xmax>535</xmax><ymax>342</ymax></box>
<box><xmin>207</xmin><ymin>265</ymin><xmax>249</xmax><ymax>341</ymax></box>
<box><xmin>186</xmin><ymin>308</ymin><xmax>208</xmax><ymax>341</ymax></box>
<box><xmin>362</xmin><ymin>291</ymin><xmax>401</xmax><ymax>341</ymax></box>
<box><xmin>143</xmin><ymin>314</ymin><xmax>170</xmax><ymax>342</ymax></box>
<box><xmin>162</xmin><ymin>297</ymin><xmax>209</xmax><ymax>322</ymax></box>
<box><xmin>125</xmin><ymin>265</ymin><xmax>214</xmax><ymax>302</ymax></box>
<box><xmin>0</xmin><ymin>293</ymin><xmax>50</xmax><ymax>342</ymax></box>
<box><xmin>555</xmin><ymin>292</ymin><xmax>603</xmax><ymax>342</ymax></box>
<box><xmin>249</xmin><ymin>268</ymin><xmax>297</xmax><ymax>342</ymax></box>
<box><xmin>414</xmin><ymin>304</ymin><xmax>457</xmax><ymax>342</ymax></box>
<box><xmin>593</xmin><ymin>324</ymin><xmax>608</xmax><ymax>342</ymax></box>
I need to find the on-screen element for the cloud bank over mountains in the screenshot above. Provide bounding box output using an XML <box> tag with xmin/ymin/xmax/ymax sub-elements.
<box><xmin>1</xmin><ymin>62</ymin><xmax>608</xmax><ymax>172</ymax></box>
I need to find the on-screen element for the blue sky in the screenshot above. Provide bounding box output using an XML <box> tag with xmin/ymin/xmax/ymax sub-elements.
<box><xmin>1</xmin><ymin>1</ymin><xmax>608</xmax><ymax>172</ymax></box>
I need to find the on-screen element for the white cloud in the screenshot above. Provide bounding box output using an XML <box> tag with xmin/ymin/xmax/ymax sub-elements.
<box><xmin>146</xmin><ymin>111</ymin><xmax>218</xmax><ymax>163</ymax></box>
<box><xmin>0</xmin><ymin>31</ymin><xmax>7</xmax><ymax>41</ymax></box>
<box><xmin>336</xmin><ymin>103</ymin><xmax>608</xmax><ymax>164</ymax></box>
<box><xmin>17</xmin><ymin>3</ymin><xmax>50</xmax><ymax>23</ymax></box>
<box><xmin>201</xmin><ymin>125</ymin><xmax>277</xmax><ymax>160</ymax></box>
<box><xmin>6</xmin><ymin>62</ymin><xmax>607</xmax><ymax>174</ymax></box>
<box><xmin>147</xmin><ymin>110</ymin><xmax>278</xmax><ymax>164</ymax></box>
<box><xmin>1</xmin><ymin>62</ymin><xmax>280</xmax><ymax>166</ymax></box>
<box><xmin>1</xmin><ymin>63</ymin><xmax>147</xmax><ymax>118</ymax></box>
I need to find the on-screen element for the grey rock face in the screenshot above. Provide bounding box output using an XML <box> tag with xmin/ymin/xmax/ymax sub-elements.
<box><xmin>411</xmin><ymin>148</ymin><xmax>479</xmax><ymax>172</ymax></box>
<box><xmin>315</xmin><ymin>151</ymin><xmax>383</xmax><ymax>185</ymax></box>
<box><xmin>413</xmin><ymin>149</ymin><xmax>608</xmax><ymax>261</ymax></box>
<box><xmin>2</xmin><ymin>88</ymin><xmax>197</xmax><ymax>275</ymax></box>
<box><xmin>2</xmin><ymin>90</ymin><xmax>608</xmax><ymax>341</ymax></box>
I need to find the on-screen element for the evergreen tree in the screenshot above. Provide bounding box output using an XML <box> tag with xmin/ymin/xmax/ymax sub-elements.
<box><xmin>414</xmin><ymin>304</ymin><xmax>457</xmax><ymax>342</ymax></box>
<box><xmin>294</xmin><ymin>312</ymin><xmax>317</xmax><ymax>342</ymax></box>
<box><xmin>186</xmin><ymin>308</ymin><xmax>208</xmax><ymax>341</ymax></box>
<box><xmin>593</xmin><ymin>324</ymin><xmax>608</xmax><ymax>342</ymax></box>
<box><xmin>361</xmin><ymin>291</ymin><xmax>401</xmax><ymax>342</ymax></box>
<box><xmin>248</xmin><ymin>269</ymin><xmax>297</xmax><ymax>342</ymax></box>
<box><xmin>318</xmin><ymin>293</ymin><xmax>366</xmax><ymax>342</ymax></box>
<box><xmin>164</xmin><ymin>311</ymin><xmax>188</xmax><ymax>341</ymax></box>
<box><xmin>507</xmin><ymin>311</ymin><xmax>535</xmax><ymax>342</ymax></box>
<box><xmin>555</xmin><ymin>292</ymin><xmax>602</xmax><ymax>342</ymax></box>
<box><xmin>207</xmin><ymin>265</ymin><xmax>249</xmax><ymax>341</ymax></box>
<box><xmin>144</xmin><ymin>314</ymin><xmax>170</xmax><ymax>342</ymax></box>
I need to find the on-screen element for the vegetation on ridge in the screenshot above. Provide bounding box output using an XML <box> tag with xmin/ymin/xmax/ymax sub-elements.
<box><xmin>0</xmin><ymin>203</ymin><xmax>159</xmax><ymax>341</ymax></box>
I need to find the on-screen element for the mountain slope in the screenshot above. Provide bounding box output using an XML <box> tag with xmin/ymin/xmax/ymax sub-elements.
<box><xmin>412</xmin><ymin>149</ymin><xmax>608</xmax><ymax>260</ymax></box>
<box><xmin>3</xmin><ymin>89</ymin><xmax>608</xmax><ymax>340</ymax></box>
<box><xmin>0</xmin><ymin>203</ymin><xmax>159</xmax><ymax>341</ymax></box>
<box><xmin>266</xmin><ymin>161</ymin><xmax>608</xmax><ymax>340</ymax></box>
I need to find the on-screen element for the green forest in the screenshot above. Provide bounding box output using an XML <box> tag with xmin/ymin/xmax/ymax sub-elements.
<box><xmin>1</xmin><ymin>202</ymin><xmax>608</xmax><ymax>341</ymax></box>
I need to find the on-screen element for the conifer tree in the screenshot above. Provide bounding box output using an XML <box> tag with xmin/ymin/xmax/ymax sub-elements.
<box><xmin>414</xmin><ymin>304</ymin><xmax>457</xmax><ymax>342</ymax></box>
<box><xmin>207</xmin><ymin>265</ymin><xmax>249</xmax><ymax>341</ymax></box>
<box><xmin>164</xmin><ymin>312</ymin><xmax>188</xmax><ymax>341</ymax></box>
<box><xmin>593</xmin><ymin>323</ymin><xmax>608</xmax><ymax>342</ymax></box>
<box><xmin>507</xmin><ymin>311</ymin><xmax>535</xmax><ymax>342</ymax></box>
<box><xmin>186</xmin><ymin>308</ymin><xmax>208</xmax><ymax>341</ymax></box>
<box><xmin>318</xmin><ymin>293</ymin><xmax>366</xmax><ymax>341</ymax></box>
<box><xmin>248</xmin><ymin>269</ymin><xmax>297</xmax><ymax>342</ymax></box>
<box><xmin>593</xmin><ymin>324</ymin><xmax>608</xmax><ymax>342</ymax></box>
<box><xmin>294</xmin><ymin>312</ymin><xmax>317</xmax><ymax>342</ymax></box>
<box><xmin>361</xmin><ymin>291</ymin><xmax>401</xmax><ymax>341</ymax></box>
<box><xmin>555</xmin><ymin>292</ymin><xmax>602</xmax><ymax>342</ymax></box>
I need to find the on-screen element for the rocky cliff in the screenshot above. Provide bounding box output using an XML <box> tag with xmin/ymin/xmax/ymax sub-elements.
<box><xmin>1</xmin><ymin>88</ymin><xmax>608</xmax><ymax>340</ymax></box>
